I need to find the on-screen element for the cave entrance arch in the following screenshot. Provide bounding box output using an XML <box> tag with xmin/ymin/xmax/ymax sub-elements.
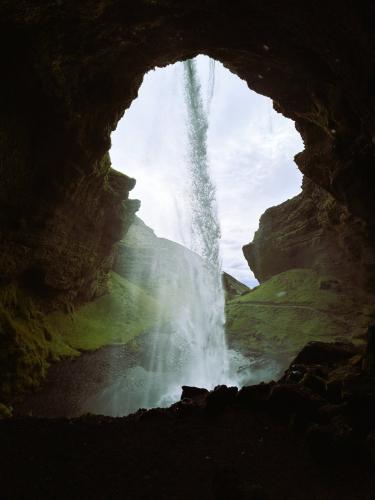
<box><xmin>2</xmin><ymin>3</ymin><xmax>375</xmax><ymax>418</ymax></box>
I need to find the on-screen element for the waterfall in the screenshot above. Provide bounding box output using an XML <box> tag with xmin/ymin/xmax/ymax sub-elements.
<box><xmin>183</xmin><ymin>58</ymin><xmax>221</xmax><ymax>263</ymax></box>
<box><xmin>181</xmin><ymin>58</ymin><xmax>230</xmax><ymax>387</ymax></box>
<box><xmin>206</xmin><ymin>58</ymin><xmax>216</xmax><ymax>113</ymax></box>
<box><xmin>88</xmin><ymin>57</ymin><xmax>243</xmax><ymax>417</ymax></box>
<box><xmin>136</xmin><ymin>57</ymin><xmax>232</xmax><ymax>408</ymax></box>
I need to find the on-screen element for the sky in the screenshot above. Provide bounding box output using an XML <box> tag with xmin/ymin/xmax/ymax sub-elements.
<box><xmin>110</xmin><ymin>56</ymin><xmax>303</xmax><ymax>287</ymax></box>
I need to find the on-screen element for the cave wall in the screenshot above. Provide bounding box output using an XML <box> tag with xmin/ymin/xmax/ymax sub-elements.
<box><xmin>1</xmin><ymin>0</ymin><xmax>375</xmax><ymax>304</ymax></box>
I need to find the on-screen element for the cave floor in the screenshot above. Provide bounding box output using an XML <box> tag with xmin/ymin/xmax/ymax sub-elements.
<box><xmin>0</xmin><ymin>406</ymin><xmax>372</xmax><ymax>500</ymax></box>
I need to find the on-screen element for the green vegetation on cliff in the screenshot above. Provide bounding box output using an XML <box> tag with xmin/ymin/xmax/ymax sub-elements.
<box><xmin>226</xmin><ymin>269</ymin><xmax>374</xmax><ymax>360</ymax></box>
<box><xmin>0</xmin><ymin>272</ymin><xmax>159</xmax><ymax>404</ymax></box>
<box><xmin>47</xmin><ymin>272</ymin><xmax>158</xmax><ymax>352</ymax></box>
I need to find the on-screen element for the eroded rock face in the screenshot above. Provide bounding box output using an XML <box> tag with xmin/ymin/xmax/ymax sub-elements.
<box><xmin>244</xmin><ymin>178</ymin><xmax>375</xmax><ymax>291</ymax></box>
<box><xmin>1</xmin><ymin>1</ymin><xmax>375</xmax><ymax>304</ymax></box>
<box><xmin>0</xmin><ymin>146</ymin><xmax>138</xmax><ymax>305</ymax></box>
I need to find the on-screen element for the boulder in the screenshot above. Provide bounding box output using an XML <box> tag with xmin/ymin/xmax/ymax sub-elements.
<box><xmin>236</xmin><ymin>383</ymin><xmax>272</xmax><ymax>410</ymax></box>
<box><xmin>181</xmin><ymin>386</ymin><xmax>209</xmax><ymax>406</ymax></box>
<box><xmin>206</xmin><ymin>385</ymin><xmax>238</xmax><ymax>413</ymax></box>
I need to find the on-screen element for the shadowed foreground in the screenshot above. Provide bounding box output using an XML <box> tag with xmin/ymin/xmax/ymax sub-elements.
<box><xmin>2</xmin><ymin>339</ymin><xmax>375</xmax><ymax>500</ymax></box>
<box><xmin>0</xmin><ymin>406</ymin><xmax>373</xmax><ymax>500</ymax></box>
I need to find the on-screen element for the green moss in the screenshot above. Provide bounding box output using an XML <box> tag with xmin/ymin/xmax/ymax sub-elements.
<box><xmin>226</xmin><ymin>269</ymin><xmax>374</xmax><ymax>359</ymax></box>
<box><xmin>0</xmin><ymin>288</ymin><xmax>52</xmax><ymax>402</ymax></box>
<box><xmin>46</xmin><ymin>272</ymin><xmax>159</xmax><ymax>351</ymax></box>
<box><xmin>0</xmin><ymin>272</ymin><xmax>161</xmax><ymax>403</ymax></box>
<box><xmin>239</xmin><ymin>269</ymin><xmax>335</xmax><ymax>306</ymax></box>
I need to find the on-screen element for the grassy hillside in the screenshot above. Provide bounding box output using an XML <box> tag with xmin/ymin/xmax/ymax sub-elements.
<box><xmin>0</xmin><ymin>272</ymin><xmax>160</xmax><ymax>405</ymax></box>
<box><xmin>226</xmin><ymin>269</ymin><xmax>374</xmax><ymax>360</ymax></box>
<box><xmin>47</xmin><ymin>272</ymin><xmax>159</xmax><ymax>353</ymax></box>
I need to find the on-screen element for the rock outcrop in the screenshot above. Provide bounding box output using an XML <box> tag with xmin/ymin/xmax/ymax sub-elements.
<box><xmin>244</xmin><ymin>178</ymin><xmax>375</xmax><ymax>291</ymax></box>
<box><xmin>222</xmin><ymin>273</ymin><xmax>249</xmax><ymax>298</ymax></box>
<box><xmin>0</xmin><ymin>144</ymin><xmax>138</xmax><ymax>307</ymax></box>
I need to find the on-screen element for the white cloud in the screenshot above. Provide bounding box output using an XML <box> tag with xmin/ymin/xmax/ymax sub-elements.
<box><xmin>110</xmin><ymin>56</ymin><xmax>303</xmax><ymax>288</ymax></box>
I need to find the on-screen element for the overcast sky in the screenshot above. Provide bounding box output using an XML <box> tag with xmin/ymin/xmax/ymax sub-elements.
<box><xmin>110</xmin><ymin>56</ymin><xmax>303</xmax><ymax>287</ymax></box>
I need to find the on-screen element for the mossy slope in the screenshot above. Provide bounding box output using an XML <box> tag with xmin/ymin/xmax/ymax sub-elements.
<box><xmin>0</xmin><ymin>272</ymin><xmax>158</xmax><ymax>404</ymax></box>
<box><xmin>226</xmin><ymin>269</ymin><xmax>374</xmax><ymax>360</ymax></box>
<box><xmin>47</xmin><ymin>272</ymin><xmax>159</xmax><ymax>352</ymax></box>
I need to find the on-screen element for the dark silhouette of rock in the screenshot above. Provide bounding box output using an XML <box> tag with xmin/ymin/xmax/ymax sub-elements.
<box><xmin>206</xmin><ymin>385</ymin><xmax>238</xmax><ymax>413</ymax></box>
<box><xmin>268</xmin><ymin>384</ymin><xmax>324</xmax><ymax>419</ymax></box>
<box><xmin>181</xmin><ymin>386</ymin><xmax>209</xmax><ymax>405</ymax></box>
<box><xmin>236</xmin><ymin>383</ymin><xmax>272</xmax><ymax>410</ymax></box>
<box><xmin>299</xmin><ymin>372</ymin><xmax>327</xmax><ymax>398</ymax></box>
<box><xmin>363</xmin><ymin>325</ymin><xmax>375</xmax><ymax>375</ymax></box>
<box><xmin>291</xmin><ymin>341</ymin><xmax>360</xmax><ymax>366</ymax></box>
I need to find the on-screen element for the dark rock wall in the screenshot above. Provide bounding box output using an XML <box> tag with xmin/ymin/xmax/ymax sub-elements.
<box><xmin>1</xmin><ymin>1</ymin><xmax>375</xmax><ymax>304</ymax></box>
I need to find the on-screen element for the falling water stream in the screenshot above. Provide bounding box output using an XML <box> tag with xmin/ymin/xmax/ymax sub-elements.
<box><xmin>140</xmin><ymin>58</ymin><xmax>233</xmax><ymax>406</ymax></box>
<box><xmin>86</xmin><ymin>57</ymin><xmax>254</xmax><ymax>416</ymax></box>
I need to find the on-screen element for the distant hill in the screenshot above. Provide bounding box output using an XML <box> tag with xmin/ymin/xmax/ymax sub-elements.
<box><xmin>114</xmin><ymin>216</ymin><xmax>249</xmax><ymax>298</ymax></box>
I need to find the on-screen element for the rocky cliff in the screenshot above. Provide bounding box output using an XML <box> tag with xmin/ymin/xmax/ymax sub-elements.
<box><xmin>243</xmin><ymin>178</ymin><xmax>375</xmax><ymax>291</ymax></box>
<box><xmin>240</xmin><ymin>176</ymin><xmax>375</xmax><ymax>363</ymax></box>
